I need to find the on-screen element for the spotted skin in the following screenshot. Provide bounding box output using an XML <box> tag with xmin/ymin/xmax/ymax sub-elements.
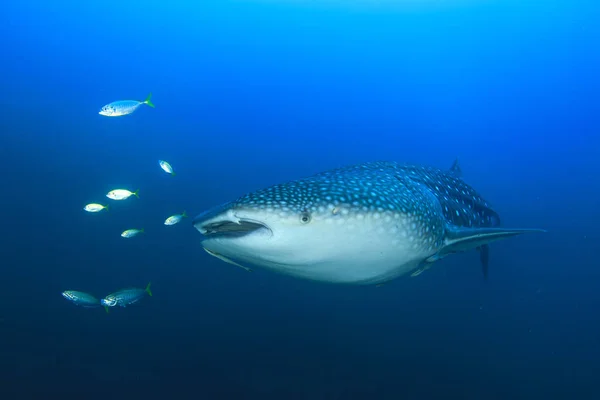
<box><xmin>229</xmin><ymin>161</ymin><xmax>489</xmax><ymax>251</ymax></box>
<box><xmin>194</xmin><ymin>161</ymin><xmax>542</xmax><ymax>285</ymax></box>
<box><xmin>402</xmin><ymin>164</ymin><xmax>500</xmax><ymax>228</ymax></box>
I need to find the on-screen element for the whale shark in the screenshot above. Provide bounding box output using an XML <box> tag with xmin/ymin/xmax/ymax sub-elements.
<box><xmin>193</xmin><ymin>160</ymin><xmax>544</xmax><ymax>285</ymax></box>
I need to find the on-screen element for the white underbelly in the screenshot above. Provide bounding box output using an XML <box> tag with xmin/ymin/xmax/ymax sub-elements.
<box><xmin>280</xmin><ymin>258</ymin><xmax>423</xmax><ymax>285</ymax></box>
<box><xmin>258</xmin><ymin>241</ymin><xmax>430</xmax><ymax>285</ymax></box>
<box><xmin>201</xmin><ymin>216</ymin><xmax>439</xmax><ymax>285</ymax></box>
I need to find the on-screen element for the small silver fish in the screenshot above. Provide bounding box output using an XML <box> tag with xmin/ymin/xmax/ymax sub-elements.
<box><xmin>121</xmin><ymin>228</ymin><xmax>144</xmax><ymax>238</ymax></box>
<box><xmin>164</xmin><ymin>211</ymin><xmax>187</xmax><ymax>226</ymax></box>
<box><xmin>62</xmin><ymin>290</ymin><xmax>101</xmax><ymax>308</ymax></box>
<box><xmin>100</xmin><ymin>283</ymin><xmax>152</xmax><ymax>312</ymax></box>
<box><xmin>159</xmin><ymin>160</ymin><xmax>175</xmax><ymax>176</ymax></box>
<box><xmin>107</xmin><ymin>189</ymin><xmax>139</xmax><ymax>200</ymax></box>
<box><xmin>99</xmin><ymin>93</ymin><xmax>155</xmax><ymax>117</ymax></box>
<box><xmin>84</xmin><ymin>203</ymin><xmax>109</xmax><ymax>212</ymax></box>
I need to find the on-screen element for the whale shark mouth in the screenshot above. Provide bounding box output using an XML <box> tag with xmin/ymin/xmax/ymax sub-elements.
<box><xmin>198</xmin><ymin>219</ymin><xmax>271</xmax><ymax>238</ymax></box>
<box><xmin>193</xmin><ymin>202</ymin><xmax>274</xmax><ymax>239</ymax></box>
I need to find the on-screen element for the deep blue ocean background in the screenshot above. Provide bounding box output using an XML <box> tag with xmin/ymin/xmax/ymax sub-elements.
<box><xmin>1</xmin><ymin>0</ymin><xmax>599</xmax><ymax>398</ymax></box>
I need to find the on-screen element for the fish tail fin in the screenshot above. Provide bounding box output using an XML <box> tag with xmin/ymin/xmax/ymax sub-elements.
<box><xmin>104</xmin><ymin>204</ymin><xmax>109</xmax><ymax>211</ymax></box>
<box><xmin>478</xmin><ymin>244</ymin><xmax>490</xmax><ymax>280</ymax></box>
<box><xmin>145</xmin><ymin>282</ymin><xmax>153</xmax><ymax>297</ymax></box>
<box><xmin>449</xmin><ymin>157</ymin><xmax>462</xmax><ymax>178</ymax></box>
<box><xmin>104</xmin><ymin>305</ymin><xmax>110</xmax><ymax>313</ymax></box>
<box><xmin>171</xmin><ymin>171</ymin><xmax>176</xmax><ymax>176</ymax></box>
<box><xmin>144</xmin><ymin>93</ymin><xmax>155</xmax><ymax>108</ymax></box>
<box><xmin>133</xmin><ymin>189</ymin><xmax>140</xmax><ymax>198</ymax></box>
<box><xmin>182</xmin><ymin>211</ymin><xmax>187</xmax><ymax>218</ymax></box>
<box><xmin>140</xmin><ymin>228</ymin><xmax>145</xmax><ymax>234</ymax></box>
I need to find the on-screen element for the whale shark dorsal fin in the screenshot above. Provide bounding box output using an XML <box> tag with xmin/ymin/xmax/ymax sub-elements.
<box><xmin>449</xmin><ymin>157</ymin><xmax>462</xmax><ymax>178</ymax></box>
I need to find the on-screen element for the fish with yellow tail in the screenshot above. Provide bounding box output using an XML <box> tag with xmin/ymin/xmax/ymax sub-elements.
<box><xmin>121</xmin><ymin>228</ymin><xmax>144</xmax><ymax>238</ymax></box>
<box><xmin>84</xmin><ymin>203</ymin><xmax>109</xmax><ymax>213</ymax></box>
<box><xmin>62</xmin><ymin>290</ymin><xmax>102</xmax><ymax>308</ymax></box>
<box><xmin>159</xmin><ymin>160</ymin><xmax>175</xmax><ymax>176</ymax></box>
<box><xmin>101</xmin><ymin>283</ymin><xmax>152</xmax><ymax>313</ymax></box>
<box><xmin>99</xmin><ymin>93</ymin><xmax>155</xmax><ymax>117</ymax></box>
<box><xmin>164</xmin><ymin>211</ymin><xmax>187</xmax><ymax>226</ymax></box>
<box><xmin>107</xmin><ymin>189</ymin><xmax>139</xmax><ymax>201</ymax></box>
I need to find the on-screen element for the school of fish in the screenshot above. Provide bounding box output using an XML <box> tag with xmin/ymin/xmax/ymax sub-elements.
<box><xmin>64</xmin><ymin>96</ymin><xmax>187</xmax><ymax>313</ymax></box>
<box><xmin>62</xmin><ymin>285</ymin><xmax>152</xmax><ymax>313</ymax></box>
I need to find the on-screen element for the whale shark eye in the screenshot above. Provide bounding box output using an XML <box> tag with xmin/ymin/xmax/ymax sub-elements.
<box><xmin>300</xmin><ymin>211</ymin><xmax>311</xmax><ymax>224</ymax></box>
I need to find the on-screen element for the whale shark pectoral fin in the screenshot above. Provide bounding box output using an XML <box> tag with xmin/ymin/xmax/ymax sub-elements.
<box><xmin>444</xmin><ymin>226</ymin><xmax>546</xmax><ymax>250</ymax></box>
<box><xmin>433</xmin><ymin>226</ymin><xmax>546</xmax><ymax>263</ymax></box>
<box><xmin>410</xmin><ymin>263</ymin><xmax>432</xmax><ymax>277</ymax></box>
<box><xmin>423</xmin><ymin>227</ymin><xmax>545</xmax><ymax>278</ymax></box>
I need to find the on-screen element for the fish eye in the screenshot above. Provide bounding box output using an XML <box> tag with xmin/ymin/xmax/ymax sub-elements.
<box><xmin>300</xmin><ymin>211</ymin><xmax>311</xmax><ymax>224</ymax></box>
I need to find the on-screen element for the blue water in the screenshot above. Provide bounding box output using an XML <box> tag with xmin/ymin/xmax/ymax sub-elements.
<box><xmin>1</xmin><ymin>0</ymin><xmax>599</xmax><ymax>398</ymax></box>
